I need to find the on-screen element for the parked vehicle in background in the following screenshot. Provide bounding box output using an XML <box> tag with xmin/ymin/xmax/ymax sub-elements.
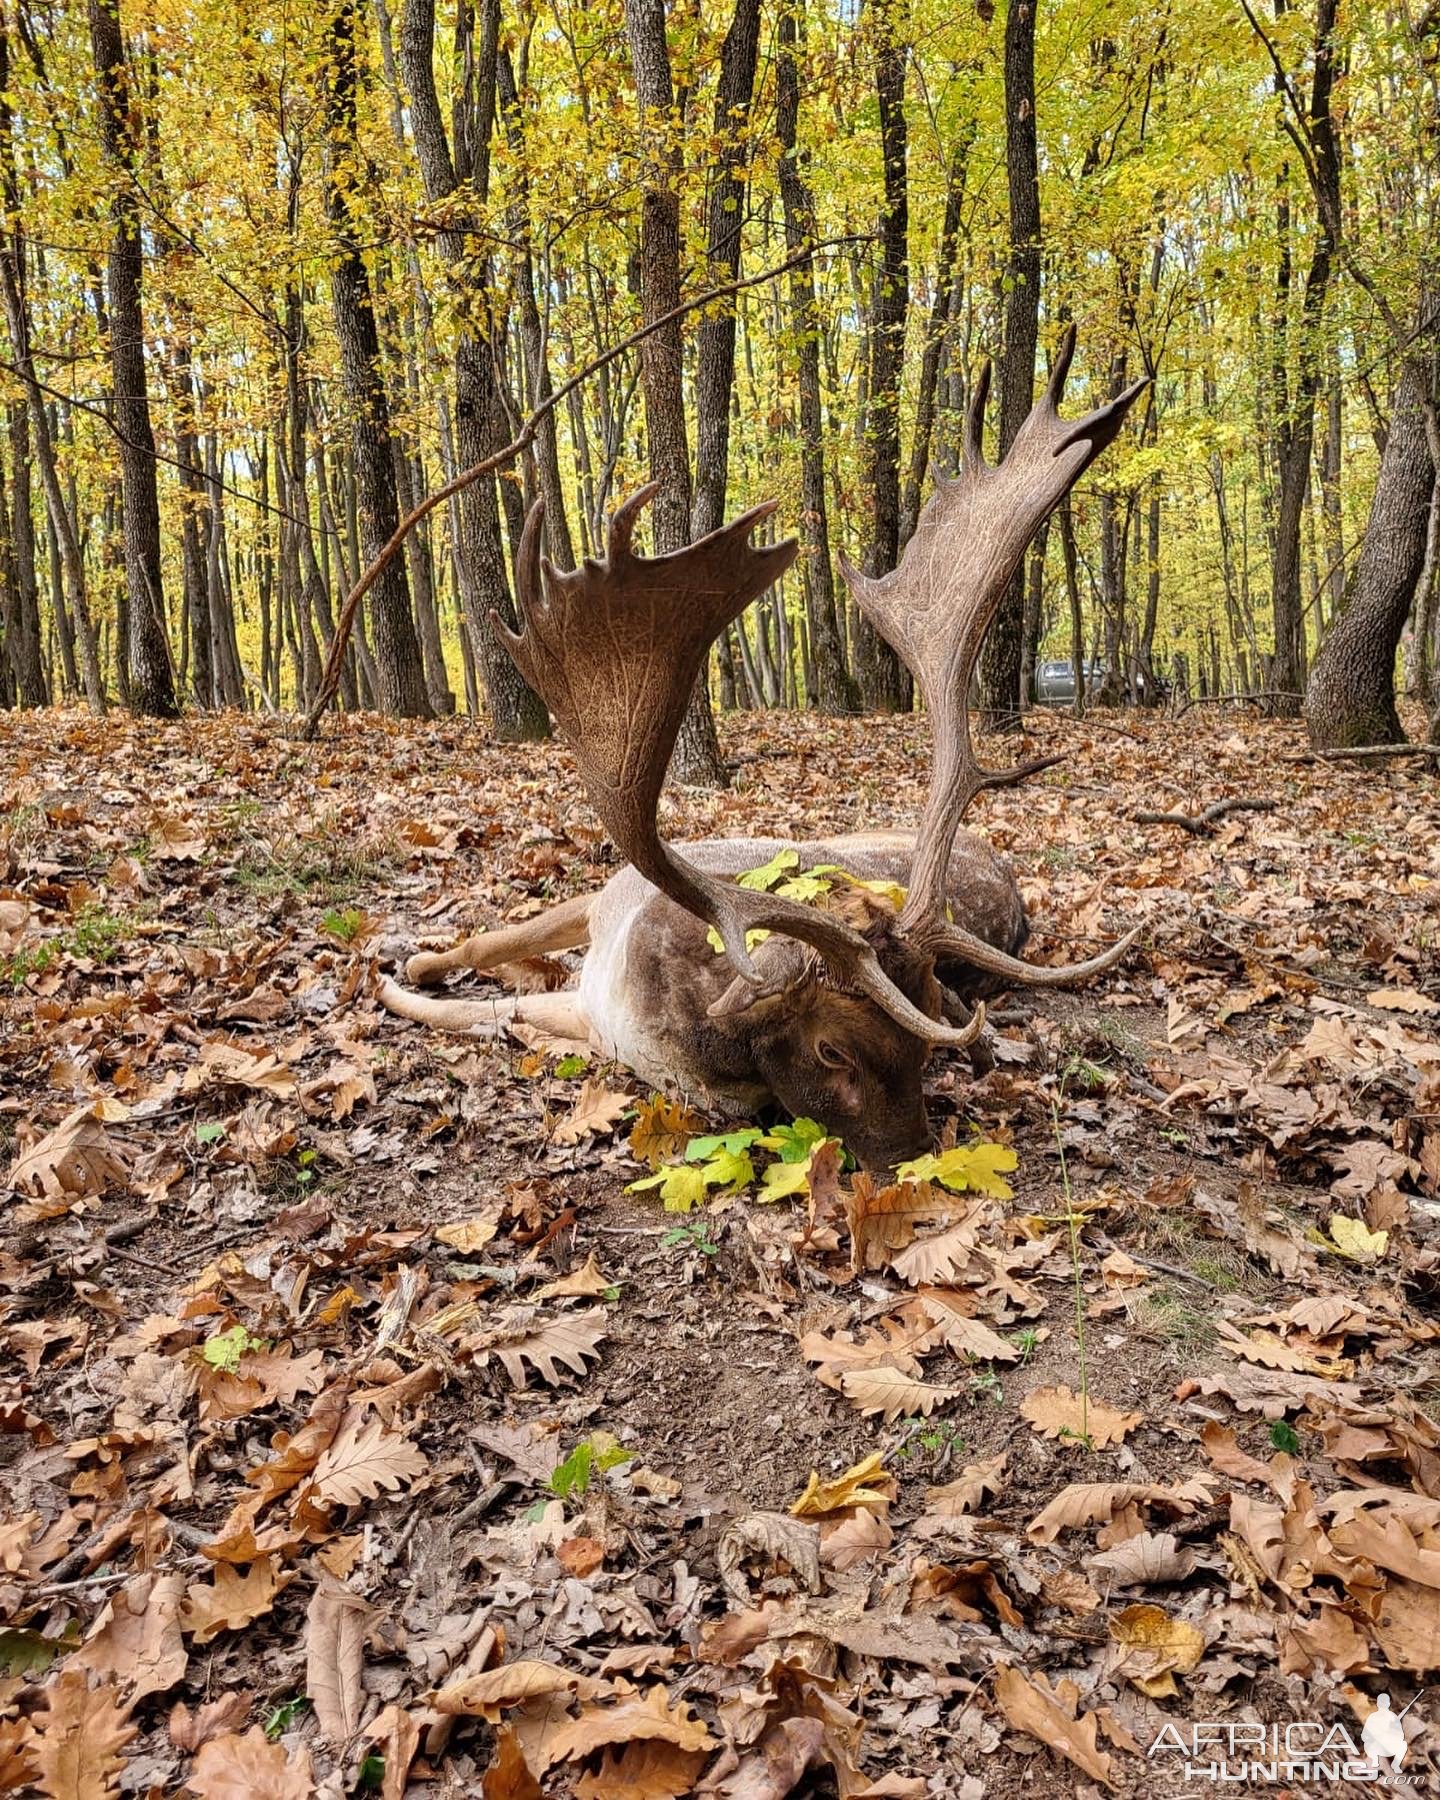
<box><xmin>1035</xmin><ymin>660</ymin><xmax>1105</xmax><ymax>705</ymax></box>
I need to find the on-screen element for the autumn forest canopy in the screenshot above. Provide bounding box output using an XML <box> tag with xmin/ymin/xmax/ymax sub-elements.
<box><xmin>0</xmin><ymin>0</ymin><xmax>1437</xmax><ymax>761</ymax></box>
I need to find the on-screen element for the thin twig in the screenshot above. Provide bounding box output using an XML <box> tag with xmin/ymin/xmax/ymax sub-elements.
<box><xmin>1288</xmin><ymin>744</ymin><xmax>1440</xmax><ymax>763</ymax></box>
<box><xmin>1132</xmin><ymin>797</ymin><xmax>1275</xmax><ymax>835</ymax></box>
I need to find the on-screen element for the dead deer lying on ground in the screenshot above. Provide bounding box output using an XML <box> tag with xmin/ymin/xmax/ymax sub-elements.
<box><xmin>380</xmin><ymin>329</ymin><xmax>1145</xmax><ymax>1168</ymax></box>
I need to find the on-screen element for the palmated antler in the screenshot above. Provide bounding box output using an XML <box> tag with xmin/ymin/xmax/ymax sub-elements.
<box><xmin>496</xmin><ymin>486</ymin><xmax>983</xmax><ymax>1048</ymax></box>
<box><xmin>842</xmin><ymin>324</ymin><xmax>1148</xmax><ymax>982</ymax></box>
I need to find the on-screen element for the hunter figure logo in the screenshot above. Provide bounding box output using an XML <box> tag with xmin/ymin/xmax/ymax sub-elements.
<box><xmin>1361</xmin><ymin>1694</ymin><xmax>1414</xmax><ymax>1774</ymax></box>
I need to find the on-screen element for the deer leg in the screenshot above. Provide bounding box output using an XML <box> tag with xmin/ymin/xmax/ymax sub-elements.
<box><xmin>377</xmin><ymin>977</ymin><xmax>594</xmax><ymax>1046</ymax></box>
<box><xmin>406</xmin><ymin>892</ymin><xmax>593</xmax><ymax>986</ymax></box>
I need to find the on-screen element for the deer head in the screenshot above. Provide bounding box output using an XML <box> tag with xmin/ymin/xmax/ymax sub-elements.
<box><xmin>496</xmin><ymin>327</ymin><xmax>1146</xmax><ymax>1164</ymax></box>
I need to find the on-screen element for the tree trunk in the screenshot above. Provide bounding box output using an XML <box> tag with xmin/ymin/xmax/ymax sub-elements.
<box><xmin>854</xmin><ymin>0</ymin><xmax>910</xmax><ymax>713</ymax></box>
<box><xmin>89</xmin><ymin>0</ymin><xmax>177</xmax><ymax>717</ymax></box>
<box><xmin>1305</xmin><ymin>357</ymin><xmax>1435</xmax><ymax>749</ymax></box>
<box><xmin>322</xmin><ymin>0</ymin><xmax>430</xmax><ymax>718</ymax></box>
<box><xmin>624</xmin><ymin>0</ymin><xmax>726</xmax><ymax>784</ymax></box>
<box><xmin>777</xmin><ymin>1</ymin><xmax>858</xmax><ymax>714</ymax></box>
<box><xmin>978</xmin><ymin>0</ymin><xmax>1040</xmax><ymax>733</ymax></box>
<box><xmin>4</xmin><ymin>400</ymin><xmax>46</xmax><ymax>705</ymax></box>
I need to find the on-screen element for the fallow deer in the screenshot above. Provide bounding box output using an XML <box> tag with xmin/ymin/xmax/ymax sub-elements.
<box><xmin>379</xmin><ymin>328</ymin><xmax>1146</xmax><ymax>1168</ymax></box>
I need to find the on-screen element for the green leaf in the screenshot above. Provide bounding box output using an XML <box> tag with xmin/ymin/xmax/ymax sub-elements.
<box><xmin>0</xmin><ymin>1624</ymin><xmax>79</xmax><ymax>1677</ymax></box>
<box><xmin>195</xmin><ymin>1121</ymin><xmax>226</xmax><ymax>1145</ymax></box>
<box><xmin>736</xmin><ymin>849</ymin><xmax>800</xmax><ymax>891</ymax></box>
<box><xmin>201</xmin><ymin>1324</ymin><xmax>263</xmax><ymax>1372</ymax></box>
<box><xmin>628</xmin><ymin>1162</ymin><xmax>709</xmax><ymax>1212</ymax></box>
<box><xmin>685</xmin><ymin>1127</ymin><xmax>764</xmax><ymax>1161</ymax></box>
<box><xmin>264</xmin><ymin>1697</ymin><xmax>311</xmax><ymax>1741</ymax></box>
<box><xmin>1268</xmin><ymin>1419</ymin><xmax>1301</xmax><ymax>1454</ymax></box>
<box><xmin>758</xmin><ymin>1151</ymin><xmax>816</xmax><ymax>1202</ymax></box>
<box><xmin>701</xmin><ymin>1146</ymin><xmax>756</xmax><ymax>1191</ymax></box>
<box><xmin>760</xmin><ymin>1116</ymin><xmax>828</xmax><ymax>1163</ymax></box>
<box><xmin>895</xmin><ymin>1141</ymin><xmax>1017</xmax><ymax>1197</ymax></box>
<box><xmin>554</xmin><ymin>1053</ymin><xmax>589</xmax><ymax>1078</ymax></box>
<box><xmin>705</xmin><ymin>924</ymin><xmax>772</xmax><ymax>955</ymax></box>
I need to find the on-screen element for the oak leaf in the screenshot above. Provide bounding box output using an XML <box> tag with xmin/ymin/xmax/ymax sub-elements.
<box><xmin>843</xmin><ymin>1177</ymin><xmax>959</xmax><ymax>1273</ymax></box>
<box><xmin>308</xmin><ymin>1414</ymin><xmax>429</xmax><ymax>1507</ymax></box>
<box><xmin>717</xmin><ymin>1512</ymin><xmax>821</xmax><ymax>1600</ymax></box>
<box><xmin>628</xmin><ymin>1095</ymin><xmax>704</xmax><ymax>1168</ymax></box>
<box><xmin>168</xmin><ymin>1694</ymin><xmax>253</xmax><ymax>1753</ymax></box>
<box><xmin>485</xmin><ymin>1310</ymin><xmax>608</xmax><ymax>1388</ymax></box>
<box><xmin>436</xmin><ymin>1208</ymin><xmax>504</xmax><ymax>1254</ymax></box>
<box><xmin>64</xmin><ymin>1570</ymin><xmax>187</xmax><ymax>1705</ymax></box>
<box><xmin>186</xmin><ymin>1727</ymin><xmax>315</xmax><ymax>1799</ymax></box>
<box><xmin>799</xmin><ymin>1315</ymin><xmax>935</xmax><ymax>1389</ymax></box>
<box><xmin>531</xmin><ymin>1253</ymin><xmax>613</xmax><ymax>1302</ymax></box>
<box><xmin>546</xmin><ymin>1685</ymin><xmax>713</xmax><ymax>1763</ymax></box>
<box><xmin>305</xmin><ymin>1577</ymin><xmax>372</xmax><ymax>1743</ymax></box>
<box><xmin>6</xmin><ymin>1105</ymin><xmax>129</xmax><ymax>1202</ymax></box>
<box><xmin>31</xmin><ymin>1670</ymin><xmax>136</xmax><ymax>1800</ymax></box>
<box><xmin>550</xmin><ymin>1078</ymin><xmax>630</xmax><ymax>1146</ymax></box>
<box><xmin>1020</xmin><ymin>1384</ymin><xmax>1142</xmax><ymax>1448</ymax></box>
<box><xmin>573</xmin><ymin>1740</ymin><xmax>708</xmax><ymax>1800</ymax></box>
<box><xmin>790</xmin><ymin>1452</ymin><xmax>893</xmax><ymax>1518</ymax></box>
<box><xmin>923</xmin><ymin>1454</ymin><xmax>1008</xmax><ymax>1518</ymax></box>
<box><xmin>1088</xmin><ymin>1531</ymin><xmax>1197</xmax><ymax>1587</ymax></box>
<box><xmin>840</xmin><ymin>1365</ymin><xmax>958</xmax><ymax>1423</ymax></box>
<box><xmin>1028</xmin><ymin>1481</ymin><xmax>1201</xmax><ymax>1545</ymax></box>
<box><xmin>1109</xmin><ymin>1602</ymin><xmax>1206</xmax><ymax>1697</ymax></box>
<box><xmin>180</xmin><ymin>1557</ymin><xmax>295</xmax><ymax>1644</ymax></box>
<box><xmin>483</xmin><ymin>1725</ymin><xmax>543</xmax><ymax>1800</ymax></box>
<box><xmin>430</xmin><ymin>1659</ymin><xmax>602</xmax><ymax>1718</ymax></box>
<box><xmin>890</xmin><ymin>1220</ymin><xmax>982</xmax><ymax>1287</ymax></box>
<box><xmin>992</xmin><ymin>1664</ymin><xmax>1114</xmax><ymax>1788</ymax></box>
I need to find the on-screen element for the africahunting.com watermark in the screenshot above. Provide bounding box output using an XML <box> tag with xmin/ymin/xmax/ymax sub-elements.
<box><xmin>1147</xmin><ymin>1693</ymin><xmax>1425</xmax><ymax>1784</ymax></box>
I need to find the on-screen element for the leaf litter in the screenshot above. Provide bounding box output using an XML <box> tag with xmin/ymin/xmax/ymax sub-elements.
<box><xmin>0</xmin><ymin>707</ymin><xmax>1437</xmax><ymax>1794</ymax></box>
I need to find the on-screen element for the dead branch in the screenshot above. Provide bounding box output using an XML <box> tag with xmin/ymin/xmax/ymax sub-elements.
<box><xmin>301</xmin><ymin>240</ymin><xmax>868</xmax><ymax>741</ymax></box>
<box><xmin>1132</xmin><ymin>797</ymin><xmax>1275</xmax><ymax>835</ymax></box>
<box><xmin>1289</xmin><ymin>743</ymin><xmax>1440</xmax><ymax>764</ymax></box>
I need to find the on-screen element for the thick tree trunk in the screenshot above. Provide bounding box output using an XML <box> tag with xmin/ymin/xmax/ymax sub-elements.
<box><xmin>323</xmin><ymin>0</ymin><xmax>430</xmax><ymax>718</ymax></box>
<box><xmin>978</xmin><ymin>0</ymin><xmax>1040</xmax><ymax>733</ymax></box>
<box><xmin>1305</xmin><ymin>358</ymin><xmax>1436</xmax><ymax>749</ymax></box>
<box><xmin>89</xmin><ymin>0</ymin><xmax>177</xmax><ymax>718</ymax></box>
<box><xmin>777</xmin><ymin>2</ymin><xmax>858</xmax><ymax>714</ymax></box>
<box><xmin>855</xmin><ymin>0</ymin><xmax>910</xmax><ymax>713</ymax></box>
<box><xmin>624</xmin><ymin>0</ymin><xmax>726</xmax><ymax>784</ymax></box>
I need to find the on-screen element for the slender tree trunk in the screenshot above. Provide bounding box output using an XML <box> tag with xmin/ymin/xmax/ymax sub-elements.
<box><xmin>624</xmin><ymin>0</ymin><xmax>726</xmax><ymax>783</ymax></box>
<box><xmin>322</xmin><ymin>0</ymin><xmax>429</xmax><ymax>718</ymax></box>
<box><xmin>854</xmin><ymin>0</ymin><xmax>910</xmax><ymax>712</ymax></box>
<box><xmin>1305</xmin><ymin>356</ymin><xmax>1436</xmax><ymax>749</ymax></box>
<box><xmin>777</xmin><ymin>1</ymin><xmax>858</xmax><ymax>714</ymax></box>
<box><xmin>89</xmin><ymin>0</ymin><xmax>177</xmax><ymax>717</ymax></box>
<box><xmin>978</xmin><ymin>0</ymin><xmax>1040</xmax><ymax>732</ymax></box>
<box><xmin>4</xmin><ymin>400</ymin><xmax>45</xmax><ymax>704</ymax></box>
<box><xmin>396</xmin><ymin>0</ymin><xmax>547</xmax><ymax>738</ymax></box>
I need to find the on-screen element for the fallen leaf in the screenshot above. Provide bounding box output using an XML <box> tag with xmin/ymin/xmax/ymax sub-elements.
<box><xmin>181</xmin><ymin>1558</ymin><xmax>295</xmax><ymax>1645</ymax></box>
<box><xmin>1109</xmin><ymin>1602</ymin><xmax>1206</xmax><ymax>1697</ymax></box>
<box><xmin>1020</xmin><ymin>1385</ymin><xmax>1142</xmax><ymax>1448</ymax></box>
<box><xmin>1089</xmin><ymin>1532</ymin><xmax>1197</xmax><ymax>1587</ymax></box>
<box><xmin>1367</xmin><ymin>987</ymin><xmax>1439</xmax><ymax>1014</ymax></box>
<box><xmin>546</xmin><ymin>1684</ymin><xmax>713</xmax><ymax>1762</ymax></box>
<box><xmin>187</xmin><ymin>1727</ymin><xmax>315</xmax><ymax>1798</ymax></box>
<box><xmin>573</xmin><ymin>1739</ymin><xmax>708</xmax><ymax>1799</ymax></box>
<box><xmin>790</xmin><ymin>1452</ymin><xmax>893</xmax><ymax>1518</ymax></box>
<box><xmin>531</xmin><ymin>1252</ymin><xmax>613</xmax><ymax>1302</ymax></box>
<box><xmin>305</xmin><ymin>1576</ymin><xmax>372</xmax><ymax>1743</ymax></box>
<box><xmin>992</xmin><ymin>1663</ymin><xmax>1114</xmax><ymax>1788</ymax></box>
<box><xmin>308</xmin><ymin>1414</ymin><xmax>429</xmax><ymax>1507</ymax></box>
<box><xmin>6</xmin><ymin>1105</ymin><xmax>129</xmax><ymax>1202</ymax></box>
<box><xmin>551</xmin><ymin>1079</ymin><xmax>630</xmax><ymax>1146</ymax></box>
<box><xmin>922</xmin><ymin>1454</ymin><xmax>1008</xmax><ymax>1518</ymax></box>
<box><xmin>31</xmin><ymin>1670</ymin><xmax>137</xmax><ymax>1800</ymax></box>
<box><xmin>64</xmin><ymin>1570</ymin><xmax>187</xmax><ymax>1705</ymax></box>
<box><xmin>430</xmin><ymin>1659</ymin><xmax>602</xmax><ymax>1717</ymax></box>
<box><xmin>840</xmin><ymin>1365</ymin><xmax>958</xmax><ymax>1422</ymax></box>
<box><xmin>483</xmin><ymin>1725</ymin><xmax>543</xmax><ymax>1799</ymax></box>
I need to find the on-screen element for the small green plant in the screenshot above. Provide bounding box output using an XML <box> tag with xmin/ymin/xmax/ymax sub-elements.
<box><xmin>547</xmin><ymin>1433</ymin><xmax>633</xmax><ymax>1500</ymax></box>
<box><xmin>293</xmin><ymin>1145</ymin><xmax>320</xmax><ymax>1187</ymax></box>
<box><xmin>357</xmin><ymin>1754</ymin><xmax>386</xmax><ymax>1790</ymax></box>
<box><xmin>660</xmin><ymin>1218</ymin><xmax>721</xmax><ymax>1257</ymax></box>
<box><xmin>69</xmin><ymin>905</ymin><xmax>128</xmax><ymax>962</ymax></box>
<box><xmin>202</xmin><ymin>1325</ymin><xmax>266</xmax><ymax>1372</ymax></box>
<box><xmin>1</xmin><ymin>941</ymin><xmax>58</xmax><ymax>988</ymax></box>
<box><xmin>1052</xmin><ymin>1092</ymin><xmax>1091</xmax><ymax>1448</ymax></box>
<box><xmin>554</xmin><ymin>1053</ymin><xmax>589</xmax><ymax>1078</ymax></box>
<box><xmin>320</xmin><ymin>906</ymin><xmax>366</xmax><ymax>942</ymax></box>
<box><xmin>1159</xmin><ymin>1125</ymin><xmax>1190</xmax><ymax>1149</ymax></box>
<box><xmin>1012</xmin><ymin>1327</ymin><xmax>1041</xmax><ymax>1363</ymax></box>
<box><xmin>1268</xmin><ymin>1419</ymin><xmax>1301</xmax><ymax>1454</ymax></box>
<box><xmin>894</xmin><ymin>1418</ymin><xmax>968</xmax><ymax>1462</ymax></box>
<box><xmin>195</xmin><ymin>1121</ymin><xmax>227</xmax><ymax>1146</ymax></box>
<box><xmin>968</xmin><ymin>1367</ymin><xmax>1006</xmax><ymax>1406</ymax></box>
<box><xmin>263</xmin><ymin>1696</ymin><xmax>310</xmax><ymax>1740</ymax></box>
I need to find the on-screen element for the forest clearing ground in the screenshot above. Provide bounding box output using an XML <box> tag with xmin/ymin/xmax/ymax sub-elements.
<box><xmin>1</xmin><ymin>705</ymin><xmax>1437</xmax><ymax>1797</ymax></box>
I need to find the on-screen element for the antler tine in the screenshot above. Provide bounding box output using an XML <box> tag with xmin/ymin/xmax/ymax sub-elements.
<box><xmin>840</xmin><ymin>331</ymin><xmax>1147</xmax><ymax>983</ymax></box>
<box><xmin>493</xmin><ymin>486</ymin><xmax>984</xmax><ymax>1046</ymax></box>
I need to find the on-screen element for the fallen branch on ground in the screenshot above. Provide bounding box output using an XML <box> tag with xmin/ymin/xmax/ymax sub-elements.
<box><xmin>1287</xmin><ymin>743</ymin><xmax>1440</xmax><ymax>764</ymax></box>
<box><xmin>1132</xmin><ymin>797</ymin><xmax>1275</xmax><ymax>835</ymax></box>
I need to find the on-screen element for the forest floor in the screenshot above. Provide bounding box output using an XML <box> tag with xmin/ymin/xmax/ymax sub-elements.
<box><xmin>0</xmin><ymin>704</ymin><xmax>1438</xmax><ymax>1799</ymax></box>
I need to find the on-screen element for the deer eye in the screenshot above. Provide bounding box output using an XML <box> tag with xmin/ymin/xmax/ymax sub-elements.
<box><xmin>815</xmin><ymin>1039</ymin><xmax>850</xmax><ymax>1071</ymax></box>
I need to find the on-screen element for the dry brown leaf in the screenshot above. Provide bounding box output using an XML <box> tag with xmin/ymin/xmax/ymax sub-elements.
<box><xmin>917</xmin><ymin>1302</ymin><xmax>1018</xmax><ymax>1363</ymax></box>
<box><xmin>923</xmin><ymin>1453</ymin><xmax>1008</xmax><ymax>1518</ymax></box>
<box><xmin>436</xmin><ymin>1208</ymin><xmax>504</xmax><ymax>1254</ymax></box>
<box><xmin>305</xmin><ymin>1577</ymin><xmax>372</xmax><ymax>1743</ymax></box>
<box><xmin>308</xmin><ymin>1414</ymin><xmax>429</xmax><ymax>1507</ymax></box>
<box><xmin>718</xmin><ymin>1512</ymin><xmax>821</xmax><ymax>1600</ymax></box>
<box><xmin>0</xmin><ymin>1719</ymin><xmax>38</xmax><ymax>1792</ymax></box>
<box><xmin>843</xmin><ymin>1176</ymin><xmax>957</xmax><ymax>1273</ymax></box>
<box><xmin>799</xmin><ymin>1315</ymin><xmax>935</xmax><ymax>1388</ymax></box>
<box><xmin>1199</xmin><ymin>1421</ymin><xmax>1275</xmax><ymax>1485</ymax></box>
<box><xmin>1109</xmin><ymin>1602</ymin><xmax>1206</xmax><ymax>1697</ymax></box>
<box><xmin>1216</xmin><ymin>1320</ymin><xmax>1351</xmax><ymax>1378</ymax></box>
<box><xmin>839</xmin><ymin>1365</ymin><xmax>958</xmax><ymax>1422</ymax></box>
<box><xmin>890</xmin><ymin>1219</ymin><xmax>981</xmax><ymax>1287</ymax></box>
<box><xmin>186</xmin><ymin>1727</ymin><xmax>314</xmax><ymax>1799</ymax></box>
<box><xmin>180</xmin><ymin>1557</ymin><xmax>295</xmax><ymax>1645</ymax></box>
<box><xmin>992</xmin><ymin>1663</ymin><xmax>1114</xmax><ymax>1788</ymax></box>
<box><xmin>819</xmin><ymin>1506</ymin><xmax>893</xmax><ymax>1571</ymax></box>
<box><xmin>547</xmin><ymin>1685</ymin><xmax>714</xmax><ymax>1763</ymax></box>
<box><xmin>168</xmin><ymin>1695</ymin><xmax>253</xmax><ymax>1753</ymax></box>
<box><xmin>6</xmin><ymin>1105</ymin><xmax>129</xmax><ymax>1202</ymax></box>
<box><xmin>556</xmin><ymin>1535</ymin><xmax>605</xmax><ymax>1577</ymax></box>
<box><xmin>483</xmin><ymin>1725</ymin><xmax>543</xmax><ymax>1800</ymax></box>
<box><xmin>531</xmin><ymin>1253</ymin><xmax>613</xmax><ymax>1302</ymax></box>
<box><xmin>1368</xmin><ymin>1575</ymin><xmax>1440</xmax><ymax>1671</ymax></box>
<box><xmin>430</xmin><ymin>1659</ymin><xmax>602</xmax><ymax>1718</ymax></box>
<box><xmin>1367</xmin><ymin>986</ymin><xmax>1440</xmax><ymax>1014</ymax></box>
<box><xmin>627</xmin><ymin>1095</ymin><xmax>704</xmax><ymax>1168</ymax></box>
<box><xmin>31</xmin><ymin>1670</ymin><xmax>137</xmax><ymax>1800</ymax></box>
<box><xmin>1041</xmin><ymin>1568</ymin><xmax>1102</xmax><ymax>1615</ymax></box>
<box><xmin>1329</xmin><ymin>1509</ymin><xmax>1440</xmax><ymax>1587</ymax></box>
<box><xmin>1020</xmin><ymin>1384</ymin><xmax>1142</xmax><ymax>1449</ymax></box>
<box><xmin>1088</xmin><ymin>1531</ymin><xmax>1197</xmax><ymax>1587</ymax></box>
<box><xmin>64</xmin><ymin>1570</ymin><xmax>187</xmax><ymax>1705</ymax></box>
<box><xmin>573</xmin><ymin>1739</ymin><xmax>708</xmax><ymax>1800</ymax></box>
<box><xmin>486</xmin><ymin>1310</ymin><xmax>608</xmax><ymax>1388</ymax></box>
<box><xmin>361</xmin><ymin>1704</ymin><xmax>422</xmax><ymax>1800</ymax></box>
<box><xmin>1029</xmin><ymin>1481</ymin><xmax>1200</xmax><ymax>1545</ymax></box>
<box><xmin>550</xmin><ymin>1078</ymin><xmax>630</xmax><ymax>1146</ymax></box>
